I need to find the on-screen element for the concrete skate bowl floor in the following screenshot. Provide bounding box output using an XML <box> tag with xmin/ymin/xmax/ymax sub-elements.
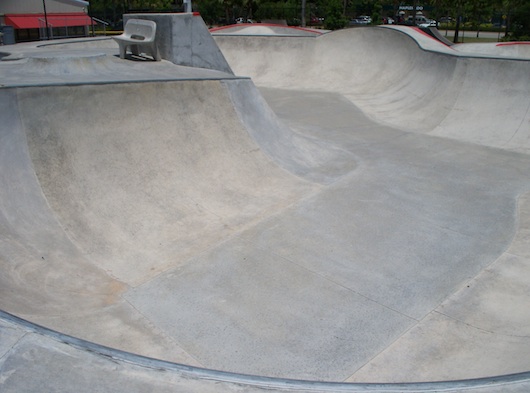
<box><xmin>2</xmin><ymin>26</ymin><xmax>530</xmax><ymax>392</ymax></box>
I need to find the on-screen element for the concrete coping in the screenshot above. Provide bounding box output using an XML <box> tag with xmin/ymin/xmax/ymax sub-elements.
<box><xmin>3</xmin><ymin>310</ymin><xmax>530</xmax><ymax>392</ymax></box>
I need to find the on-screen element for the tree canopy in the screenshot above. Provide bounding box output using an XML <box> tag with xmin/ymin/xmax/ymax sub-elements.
<box><xmin>87</xmin><ymin>0</ymin><xmax>530</xmax><ymax>37</ymax></box>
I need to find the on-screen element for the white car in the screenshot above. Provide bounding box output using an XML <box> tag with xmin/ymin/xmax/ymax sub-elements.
<box><xmin>235</xmin><ymin>17</ymin><xmax>254</xmax><ymax>24</ymax></box>
<box><xmin>419</xmin><ymin>19</ymin><xmax>438</xmax><ymax>28</ymax></box>
<box><xmin>359</xmin><ymin>15</ymin><xmax>372</xmax><ymax>24</ymax></box>
<box><xmin>412</xmin><ymin>16</ymin><xmax>437</xmax><ymax>28</ymax></box>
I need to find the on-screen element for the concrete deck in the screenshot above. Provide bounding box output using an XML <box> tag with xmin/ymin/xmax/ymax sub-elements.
<box><xmin>1</xmin><ymin>24</ymin><xmax>530</xmax><ymax>392</ymax></box>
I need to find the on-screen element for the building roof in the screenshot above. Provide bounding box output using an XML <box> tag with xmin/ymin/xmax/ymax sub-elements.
<box><xmin>4</xmin><ymin>12</ymin><xmax>93</xmax><ymax>29</ymax></box>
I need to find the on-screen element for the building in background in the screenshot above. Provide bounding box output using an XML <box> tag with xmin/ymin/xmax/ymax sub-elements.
<box><xmin>0</xmin><ymin>0</ymin><xmax>94</xmax><ymax>43</ymax></box>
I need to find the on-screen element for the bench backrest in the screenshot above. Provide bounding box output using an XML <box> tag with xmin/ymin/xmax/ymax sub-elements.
<box><xmin>124</xmin><ymin>19</ymin><xmax>157</xmax><ymax>40</ymax></box>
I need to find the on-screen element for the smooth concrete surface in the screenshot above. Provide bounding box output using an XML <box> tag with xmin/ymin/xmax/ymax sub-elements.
<box><xmin>3</xmin><ymin>311</ymin><xmax>530</xmax><ymax>393</ymax></box>
<box><xmin>0</xmin><ymin>37</ymin><xmax>238</xmax><ymax>87</ymax></box>
<box><xmin>1</xmin><ymin>24</ymin><xmax>530</xmax><ymax>392</ymax></box>
<box><xmin>452</xmin><ymin>42</ymin><xmax>530</xmax><ymax>59</ymax></box>
<box><xmin>210</xmin><ymin>23</ymin><xmax>327</xmax><ymax>36</ymax></box>
<box><xmin>214</xmin><ymin>25</ymin><xmax>530</xmax><ymax>154</ymax></box>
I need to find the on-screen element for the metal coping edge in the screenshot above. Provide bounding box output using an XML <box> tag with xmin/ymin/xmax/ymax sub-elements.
<box><xmin>2</xmin><ymin>309</ymin><xmax>530</xmax><ymax>392</ymax></box>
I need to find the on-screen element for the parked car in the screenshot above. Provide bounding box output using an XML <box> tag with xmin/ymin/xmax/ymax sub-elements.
<box><xmin>420</xmin><ymin>19</ymin><xmax>438</xmax><ymax>28</ymax></box>
<box><xmin>350</xmin><ymin>15</ymin><xmax>371</xmax><ymax>25</ymax></box>
<box><xmin>407</xmin><ymin>15</ymin><xmax>437</xmax><ymax>27</ymax></box>
<box><xmin>235</xmin><ymin>17</ymin><xmax>254</xmax><ymax>24</ymax></box>
<box><xmin>350</xmin><ymin>18</ymin><xmax>367</xmax><ymax>25</ymax></box>
<box><xmin>359</xmin><ymin>15</ymin><xmax>372</xmax><ymax>24</ymax></box>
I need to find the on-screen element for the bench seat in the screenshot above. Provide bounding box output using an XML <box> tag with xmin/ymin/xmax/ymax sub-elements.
<box><xmin>113</xmin><ymin>19</ymin><xmax>161</xmax><ymax>61</ymax></box>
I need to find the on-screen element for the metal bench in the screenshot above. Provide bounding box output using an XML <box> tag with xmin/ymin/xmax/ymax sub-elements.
<box><xmin>113</xmin><ymin>19</ymin><xmax>161</xmax><ymax>61</ymax></box>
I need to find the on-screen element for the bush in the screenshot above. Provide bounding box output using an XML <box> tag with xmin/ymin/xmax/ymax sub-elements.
<box><xmin>511</xmin><ymin>3</ymin><xmax>530</xmax><ymax>40</ymax></box>
<box><xmin>371</xmin><ymin>1</ymin><xmax>382</xmax><ymax>26</ymax></box>
<box><xmin>324</xmin><ymin>0</ymin><xmax>347</xmax><ymax>30</ymax></box>
<box><xmin>197</xmin><ymin>0</ymin><xmax>223</xmax><ymax>26</ymax></box>
<box><xmin>255</xmin><ymin>1</ymin><xmax>299</xmax><ymax>22</ymax></box>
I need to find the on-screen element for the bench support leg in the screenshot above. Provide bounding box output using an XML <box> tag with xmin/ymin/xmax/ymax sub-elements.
<box><xmin>115</xmin><ymin>40</ymin><xmax>161</xmax><ymax>61</ymax></box>
<box><xmin>118</xmin><ymin>43</ymin><xmax>126</xmax><ymax>59</ymax></box>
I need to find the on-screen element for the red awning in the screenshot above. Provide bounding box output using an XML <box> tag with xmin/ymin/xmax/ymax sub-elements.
<box><xmin>4</xmin><ymin>13</ymin><xmax>94</xmax><ymax>29</ymax></box>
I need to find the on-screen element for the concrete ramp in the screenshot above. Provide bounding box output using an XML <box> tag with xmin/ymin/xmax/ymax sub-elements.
<box><xmin>210</xmin><ymin>23</ymin><xmax>325</xmax><ymax>36</ymax></box>
<box><xmin>2</xmin><ymin>22</ymin><xmax>530</xmax><ymax>393</ymax></box>
<box><xmin>16</xmin><ymin>80</ymin><xmax>316</xmax><ymax>287</ymax></box>
<box><xmin>1</xmin><ymin>76</ymin><xmax>358</xmax><ymax>353</ymax></box>
<box><xmin>214</xmin><ymin>26</ymin><xmax>530</xmax><ymax>154</ymax></box>
<box><xmin>453</xmin><ymin>42</ymin><xmax>530</xmax><ymax>59</ymax></box>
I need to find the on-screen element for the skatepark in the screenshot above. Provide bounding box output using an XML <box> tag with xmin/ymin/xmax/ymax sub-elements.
<box><xmin>1</xmin><ymin>13</ymin><xmax>530</xmax><ymax>392</ymax></box>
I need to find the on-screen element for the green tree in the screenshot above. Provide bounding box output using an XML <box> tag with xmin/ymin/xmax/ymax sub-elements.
<box><xmin>464</xmin><ymin>0</ymin><xmax>493</xmax><ymax>36</ymax></box>
<box><xmin>198</xmin><ymin>0</ymin><xmax>224</xmax><ymax>24</ymax></box>
<box><xmin>89</xmin><ymin>0</ymin><xmax>175</xmax><ymax>14</ymax></box>
<box><xmin>370</xmin><ymin>0</ymin><xmax>381</xmax><ymax>24</ymax></box>
<box><xmin>218</xmin><ymin>0</ymin><xmax>239</xmax><ymax>23</ymax></box>
<box><xmin>324</xmin><ymin>0</ymin><xmax>348</xmax><ymax>29</ymax></box>
<box><xmin>509</xmin><ymin>1</ymin><xmax>530</xmax><ymax>39</ymax></box>
<box><xmin>255</xmin><ymin>1</ymin><xmax>300</xmax><ymax>23</ymax></box>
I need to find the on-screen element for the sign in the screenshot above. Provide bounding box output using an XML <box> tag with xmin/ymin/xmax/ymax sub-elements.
<box><xmin>383</xmin><ymin>4</ymin><xmax>434</xmax><ymax>11</ymax></box>
<box><xmin>399</xmin><ymin>5</ymin><xmax>423</xmax><ymax>11</ymax></box>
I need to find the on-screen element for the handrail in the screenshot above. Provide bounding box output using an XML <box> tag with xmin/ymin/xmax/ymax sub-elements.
<box><xmin>38</xmin><ymin>17</ymin><xmax>54</xmax><ymax>40</ymax></box>
<box><xmin>90</xmin><ymin>16</ymin><xmax>110</xmax><ymax>36</ymax></box>
<box><xmin>37</xmin><ymin>15</ymin><xmax>102</xmax><ymax>39</ymax></box>
<box><xmin>91</xmin><ymin>16</ymin><xmax>109</xmax><ymax>26</ymax></box>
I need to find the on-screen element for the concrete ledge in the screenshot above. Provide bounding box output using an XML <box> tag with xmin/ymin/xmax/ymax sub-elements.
<box><xmin>124</xmin><ymin>13</ymin><xmax>233</xmax><ymax>74</ymax></box>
